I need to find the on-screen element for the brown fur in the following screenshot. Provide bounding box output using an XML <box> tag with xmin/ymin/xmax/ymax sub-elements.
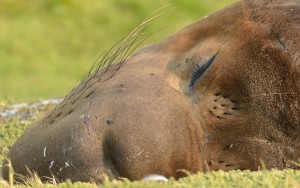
<box><xmin>3</xmin><ymin>0</ymin><xmax>300</xmax><ymax>183</ymax></box>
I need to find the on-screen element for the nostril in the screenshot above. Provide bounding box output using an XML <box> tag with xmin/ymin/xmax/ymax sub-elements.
<box><xmin>231</xmin><ymin>100</ymin><xmax>238</xmax><ymax>104</ymax></box>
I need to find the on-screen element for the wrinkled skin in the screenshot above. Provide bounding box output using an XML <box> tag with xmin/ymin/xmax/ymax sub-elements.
<box><xmin>3</xmin><ymin>0</ymin><xmax>300</xmax><ymax>183</ymax></box>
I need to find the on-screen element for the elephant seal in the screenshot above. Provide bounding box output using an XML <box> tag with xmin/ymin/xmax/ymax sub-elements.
<box><xmin>3</xmin><ymin>0</ymin><xmax>300</xmax><ymax>183</ymax></box>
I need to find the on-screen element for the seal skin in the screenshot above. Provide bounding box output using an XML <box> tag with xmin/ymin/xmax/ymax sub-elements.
<box><xmin>3</xmin><ymin>0</ymin><xmax>300</xmax><ymax>183</ymax></box>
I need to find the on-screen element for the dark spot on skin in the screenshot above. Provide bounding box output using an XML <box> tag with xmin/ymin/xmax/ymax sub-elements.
<box><xmin>277</xmin><ymin>37</ymin><xmax>288</xmax><ymax>51</ymax></box>
<box><xmin>231</xmin><ymin>107</ymin><xmax>239</xmax><ymax>111</ymax></box>
<box><xmin>213</xmin><ymin>106</ymin><xmax>218</xmax><ymax>109</ymax></box>
<box><xmin>85</xmin><ymin>90</ymin><xmax>95</xmax><ymax>98</ymax></box>
<box><xmin>208</xmin><ymin>160</ymin><xmax>213</xmax><ymax>166</ymax></box>
<box><xmin>231</xmin><ymin>100</ymin><xmax>238</xmax><ymax>104</ymax></box>
<box><xmin>208</xmin><ymin>110</ymin><xmax>213</xmax><ymax>115</ymax></box>
<box><xmin>223</xmin><ymin>95</ymin><xmax>229</xmax><ymax>98</ymax></box>
<box><xmin>61</xmin><ymin>103</ymin><xmax>67</xmax><ymax>109</ymax></box>
<box><xmin>221</xmin><ymin>104</ymin><xmax>226</xmax><ymax>107</ymax></box>
<box><xmin>56</xmin><ymin>112</ymin><xmax>62</xmax><ymax>118</ymax></box>
<box><xmin>214</xmin><ymin>99</ymin><xmax>218</xmax><ymax>102</ymax></box>
<box><xmin>67</xmin><ymin>109</ymin><xmax>74</xmax><ymax>115</ymax></box>
<box><xmin>218</xmin><ymin>161</ymin><xmax>225</xmax><ymax>164</ymax></box>
<box><xmin>185</xmin><ymin>58</ymin><xmax>192</xmax><ymax>63</ymax></box>
<box><xmin>149</xmin><ymin>73</ymin><xmax>155</xmax><ymax>76</ymax></box>
<box><xmin>265</xmin><ymin>136</ymin><xmax>277</xmax><ymax>143</ymax></box>
<box><xmin>225</xmin><ymin>164</ymin><xmax>234</xmax><ymax>167</ymax></box>
<box><xmin>83</xmin><ymin>115</ymin><xmax>90</xmax><ymax>126</ymax></box>
<box><xmin>118</xmin><ymin>84</ymin><xmax>126</xmax><ymax>92</ymax></box>
<box><xmin>95</xmin><ymin>115</ymin><xmax>98</xmax><ymax>120</ymax></box>
<box><xmin>71</xmin><ymin>99</ymin><xmax>77</xmax><ymax>105</ymax></box>
<box><xmin>216</xmin><ymin>116</ymin><xmax>222</xmax><ymax>119</ymax></box>
<box><xmin>224</xmin><ymin>144</ymin><xmax>234</xmax><ymax>150</ymax></box>
<box><xmin>107</xmin><ymin>117</ymin><xmax>114</xmax><ymax>125</ymax></box>
<box><xmin>215</xmin><ymin>92</ymin><xmax>220</xmax><ymax>96</ymax></box>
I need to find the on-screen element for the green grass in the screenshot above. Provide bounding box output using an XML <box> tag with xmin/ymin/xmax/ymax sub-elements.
<box><xmin>3</xmin><ymin>169</ymin><xmax>300</xmax><ymax>187</ymax></box>
<box><xmin>0</xmin><ymin>120</ymin><xmax>31</xmax><ymax>161</ymax></box>
<box><xmin>0</xmin><ymin>0</ymin><xmax>238</xmax><ymax>102</ymax></box>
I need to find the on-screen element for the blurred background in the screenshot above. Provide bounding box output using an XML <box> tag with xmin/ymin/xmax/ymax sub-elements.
<box><xmin>0</xmin><ymin>0</ymin><xmax>237</xmax><ymax>102</ymax></box>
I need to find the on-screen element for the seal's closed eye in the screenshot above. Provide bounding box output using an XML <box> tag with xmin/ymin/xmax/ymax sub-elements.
<box><xmin>188</xmin><ymin>54</ymin><xmax>217</xmax><ymax>93</ymax></box>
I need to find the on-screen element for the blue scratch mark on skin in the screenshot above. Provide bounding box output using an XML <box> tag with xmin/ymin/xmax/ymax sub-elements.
<box><xmin>82</xmin><ymin>114</ymin><xmax>91</xmax><ymax>135</ymax></box>
<box><xmin>83</xmin><ymin>115</ymin><xmax>90</xmax><ymax>126</ymax></box>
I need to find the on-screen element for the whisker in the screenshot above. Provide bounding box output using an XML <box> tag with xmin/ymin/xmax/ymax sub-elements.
<box><xmin>52</xmin><ymin>7</ymin><xmax>168</xmax><ymax>110</ymax></box>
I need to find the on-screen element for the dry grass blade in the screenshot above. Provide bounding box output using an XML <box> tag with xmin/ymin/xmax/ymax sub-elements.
<box><xmin>14</xmin><ymin>167</ymin><xmax>58</xmax><ymax>187</ymax></box>
<box><xmin>1</xmin><ymin>158</ymin><xmax>14</xmax><ymax>187</ymax></box>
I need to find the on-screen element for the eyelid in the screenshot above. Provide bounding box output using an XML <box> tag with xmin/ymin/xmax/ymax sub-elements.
<box><xmin>188</xmin><ymin>54</ymin><xmax>217</xmax><ymax>93</ymax></box>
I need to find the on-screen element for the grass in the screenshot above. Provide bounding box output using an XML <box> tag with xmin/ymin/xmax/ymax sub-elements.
<box><xmin>3</xmin><ymin>169</ymin><xmax>300</xmax><ymax>187</ymax></box>
<box><xmin>0</xmin><ymin>0</ymin><xmax>238</xmax><ymax>102</ymax></box>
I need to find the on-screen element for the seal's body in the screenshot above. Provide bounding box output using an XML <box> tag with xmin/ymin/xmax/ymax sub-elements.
<box><xmin>4</xmin><ymin>0</ymin><xmax>300</xmax><ymax>183</ymax></box>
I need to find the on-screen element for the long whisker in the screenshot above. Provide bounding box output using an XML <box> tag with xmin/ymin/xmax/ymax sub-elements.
<box><xmin>55</xmin><ymin>7</ymin><xmax>168</xmax><ymax>109</ymax></box>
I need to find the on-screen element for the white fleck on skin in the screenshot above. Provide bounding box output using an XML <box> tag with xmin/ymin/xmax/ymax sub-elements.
<box><xmin>59</xmin><ymin>167</ymin><xmax>64</xmax><ymax>172</ymax></box>
<box><xmin>65</xmin><ymin>161</ymin><xmax>71</xmax><ymax>167</ymax></box>
<box><xmin>43</xmin><ymin>147</ymin><xmax>47</xmax><ymax>158</ymax></box>
<box><xmin>142</xmin><ymin>174</ymin><xmax>168</xmax><ymax>182</ymax></box>
<box><xmin>136</xmin><ymin>150</ymin><xmax>144</xmax><ymax>157</ymax></box>
<box><xmin>62</xmin><ymin>146</ymin><xmax>73</xmax><ymax>155</ymax></box>
<box><xmin>49</xmin><ymin>161</ymin><xmax>54</xmax><ymax>169</ymax></box>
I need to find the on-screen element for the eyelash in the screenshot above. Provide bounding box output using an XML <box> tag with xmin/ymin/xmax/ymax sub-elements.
<box><xmin>188</xmin><ymin>54</ymin><xmax>217</xmax><ymax>92</ymax></box>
